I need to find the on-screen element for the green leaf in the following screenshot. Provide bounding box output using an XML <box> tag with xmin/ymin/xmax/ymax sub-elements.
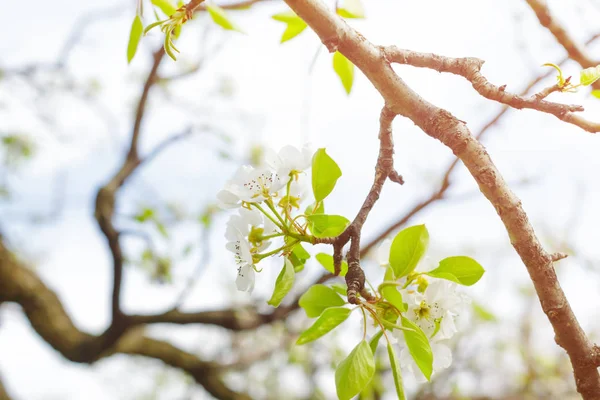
<box><xmin>381</xmin><ymin>284</ymin><xmax>405</xmax><ymax>312</ymax></box>
<box><xmin>152</xmin><ymin>0</ymin><xmax>177</xmax><ymax>16</ymax></box>
<box><xmin>315</xmin><ymin>253</ymin><xmax>348</xmax><ymax>277</ymax></box>
<box><xmin>387</xmin><ymin>343</ymin><xmax>406</xmax><ymax>400</ymax></box>
<box><xmin>267</xmin><ymin>258</ymin><xmax>295</xmax><ymax>307</ymax></box>
<box><xmin>542</xmin><ymin>62</ymin><xmax>565</xmax><ymax>86</ymax></box>
<box><xmin>299</xmin><ymin>284</ymin><xmax>345</xmax><ymax>318</ymax></box>
<box><xmin>473</xmin><ymin>301</ymin><xmax>497</xmax><ymax>322</ymax></box>
<box><xmin>288</xmin><ymin>243</ymin><xmax>311</xmax><ymax>271</ymax></box>
<box><xmin>389</xmin><ymin>225</ymin><xmax>429</xmax><ymax>278</ymax></box>
<box><xmin>580</xmin><ymin>65</ymin><xmax>600</xmax><ymax>86</ymax></box>
<box><xmin>306</xmin><ymin>214</ymin><xmax>349</xmax><ymax>238</ymax></box>
<box><xmin>330</xmin><ymin>283</ymin><xmax>348</xmax><ymax>296</ymax></box>
<box><xmin>333</xmin><ymin>51</ymin><xmax>355</xmax><ymax>94</ymax></box>
<box><xmin>305</xmin><ymin>201</ymin><xmax>324</xmax><ymax>216</ymax></box>
<box><xmin>426</xmin><ymin>256</ymin><xmax>485</xmax><ymax>286</ymax></box>
<box><xmin>368</xmin><ymin>330</ymin><xmax>384</xmax><ymax>355</ymax></box>
<box><xmin>206</xmin><ymin>4</ymin><xmax>243</xmax><ymax>32</ymax></box>
<box><xmin>134</xmin><ymin>207</ymin><xmax>155</xmax><ymax>222</ymax></box>
<box><xmin>127</xmin><ymin>15</ymin><xmax>144</xmax><ymax>63</ymax></box>
<box><xmin>335</xmin><ymin>340</ymin><xmax>376</xmax><ymax>400</ymax></box>
<box><xmin>296</xmin><ymin>307</ymin><xmax>351</xmax><ymax>345</ymax></box>
<box><xmin>311</xmin><ymin>148</ymin><xmax>342</xmax><ymax>202</ymax></box>
<box><xmin>337</xmin><ymin>0</ymin><xmax>365</xmax><ymax>19</ymax></box>
<box><xmin>401</xmin><ymin>316</ymin><xmax>433</xmax><ymax>380</ymax></box>
<box><xmin>155</xmin><ymin>221</ymin><xmax>169</xmax><ymax>238</ymax></box>
<box><xmin>272</xmin><ymin>11</ymin><xmax>307</xmax><ymax>43</ymax></box>
<box><xmin>592</xmin><ymin>89</ymin><xmax>600</xmax><ymax>99</ymax></box>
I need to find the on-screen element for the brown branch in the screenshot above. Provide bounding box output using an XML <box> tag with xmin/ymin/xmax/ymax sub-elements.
<box><xmin>93</xmin><ymin>48</ymin><xmax>165</xmax><ymax>354</ymax></box>
<box><xmin>283</xmin><ymin>0</ymin><xmax>600</xmax><ymax>397</ymax></box>
<box><xmin>524</xmin><ymin>0</ymin><xmax>599</xmax><ymax>80</ymax></box>
<box><xmin>384</xmin><ymin>47</ymin><xmax>600</xmax><ymax>133</ymax></box>
<box><xmin>0</xmin><ymin>240</ymin><xmax>250</xmax><ymax>400</ymax></box>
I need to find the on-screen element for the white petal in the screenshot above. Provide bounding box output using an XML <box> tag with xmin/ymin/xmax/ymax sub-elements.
<box><xmin>239</xmin><ymin>207</ymin><xmax>262</xmax><ymax>227</ymax></box>
<box><xmin>438</xmin><ymin>311</ymin><xmax>457</xmax><ymax>339</ymax></box>
<box><xmin>432</xmin><ymin>342</ymin><xmax>452</xmax><ymax>370</ymax></box>
<box><xmin>377</xmin><ymin>239</ymin><xmax>392</xmax><ymax>266</ymax></box>
<box><xmin>216</xmin><ymin>190</ymin><xmax>240</xmax><ymax>209</ymax></box>
<box><xmin>263</xmin><ymin>148</ymin><xmax>280</xmax><ymax>172</ymax></box>
<box><xmin>236</xmin><ymin>265</ymin><xmax>255</xmax><ymax>292</ymax></box>
<box><xmin>279</xmin><ymin>145</ymin><xmax>303</xmax><ymax>170</ymax></box>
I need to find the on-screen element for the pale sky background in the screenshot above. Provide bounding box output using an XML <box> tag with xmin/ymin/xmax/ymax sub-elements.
<box><xmin>1</xmin><ymin>0</ymin><xmax>600</xmax><ymax>399</ymax></box>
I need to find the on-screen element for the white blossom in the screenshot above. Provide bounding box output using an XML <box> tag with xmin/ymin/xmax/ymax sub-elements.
<box><xmin>264</xmin><ymin>144</ymin><xmax>312</xmax><ymax>180</ymax></box>
<box><xmin>377</xmin><ymin>239</ymin><xmax>392</xmax><ymax>266</ymax></box>
<box><xmin>217</xmin><ymin>165</ymin><xmax>285</xmax><ymax>208</ymax></box>
<box><xmin>236</xmin><ymin>264</ymin><xmax>255</xmax><ymax>292</ymax></box>
<box><xmin>401</xmin><ymin>280</ymin><xmax>467</xmax><ymax>340</ymax></box>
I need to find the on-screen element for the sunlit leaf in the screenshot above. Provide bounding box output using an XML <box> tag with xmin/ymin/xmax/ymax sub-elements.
<box><xmin>315</xmin><ymin>253</ymin><xmax>348</xmax><ymax>276</ymax></box>
<box><xmin>337</xmin><ymin>0</ymin><xmax>365</xmax><ymax>19</ymax></box>
<box><xmin>127</xmin><ymin>15</ymin><xmax>144</xmax><ymax>63</ymax></box>
<box><xmin>312</xmin><ymin>148</ymin><xmax>342</xmax><ymax>202</ymax></box>
<box><xmin>152</xmin><ymin>0</ymin><xmax>177</xmax><ymax>16</ymax></box>
<box><xmin>206</xmin><ymin>4</ymin><xmax>243</xmax><ymax>32</ymax></box>
<box><xmin>306</xmin><ymin>214</ymin><xmax>349</xmax><ymax>238</ymax></box>
<box><xmin>592</xmin><ymin>89</ymin><xmax>600</xmax><ymax>99</ymax></box>
<box><xmin>335</xmin><ymin>340</ymin><xmax>376</xmax><ymax>400</ymax></box>
<box><xmin>401</xmin><ymin>316</ymin><xmax>433</xmax><ymax>380</ymax></box>
<box><xmin>580</xmin><ymin>65</ymin><xmax>600</xmax><ymax>86</ymax></box>
<box><xmin>272</xmin><ymin>11</ymin><xmax>307</xmax><ymax>43</ymax></box>
<box><xmin>426</xmin><ymin>256</ymin><xmax>485</xmax><ymax>286</ymax></box>
<box><xmin>542</xmin><ymin>62</ymin><xmax>566</xmax><ymax>87</ymax></box>
<box><xmin>296</xmin><ymin>307</ymin><xmax>351</xmax><ymax>345</ymax></box>
<box><xmin>389</xmin><ymin>225</ymin><xmax>429</xmax><ymax>278</ymax></box>
<box><xmin>299</xmin><ymin>284</ymin><xmax>345</xmax><ymax>317</ymax></box>
<box><xmin>333</xmin><ymin>51</ymin><xmax>355</xmax><ymax>94</ymax></box>
<box><xmin>387</xmin><ymin>343</ymin><xmax>406</xmax><ymax>400</ymax></box>
<box><xmin>267</xmin><ymin>258</ymin><xmax>295</xmax><ymax>307</ymax></box>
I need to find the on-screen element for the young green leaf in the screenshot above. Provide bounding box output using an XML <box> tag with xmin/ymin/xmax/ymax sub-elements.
<box><xmin>542</xmin><ymin>62</ymin><xmax>566</xmax><ymax>87</ymax></box>
<box><xmin>381</xmin><ymin>284</ymin><xmax>405</xmax><ymax>312</ymax></box>
<box><xmin>299</xmin><ymin>284</ymin><xmax>345</xmax><ymax>317</ymax></box>
<box><xmin>592</xmin><ymin>89</ymin><xmax>600</xmax><ymax>99</ymax></box>
<box><xmin>306</xmin><ymin>214</ymin><xmax>349</xmax><ymax>238</ymax></box>
<box><xmin>368</xmin><ymin>330</ymin><xmax>384</xmax><ymax>355</ymax></box>
<box><xmin>337</xmin><ymin>0</ymin><xmax>365</xmax><ymax>19</ymax></box>
<box><xmin>580</xmin><ymin>65</ymin><xmax>600</xmax><ymax>86</ymax></box>
<box><xmin>288</xmin><ymin>243</ymin><xmax>310</xmax><ymax>270</ymax></box>
<box><xmin>206</xmin><ymin>4</ymin><xmax>243</xmax><ymax>32</ymax></box>
<box><xmin>387</xmin><ymin>343</ymin><xmax>406</xmax><ymax>400</ymax></box>
<box><xmin>267</xmin><ymin>258</ymin><xmax>295</xmax><ymax>307</ymax></box>
<box><xmin>272</xmin><ymin>11</ymin><xmax>307</xmax><ymax>43</ymax></box>
<box><xmin>127</xmin><ymin>15</ymin><xmax>144</xmax><ymax>63</ymax></box>
<box><xmin>332</xmin><ymin>51</ymin><xmax>355</xmax><ymax>94</ymax></box>
<box><xmin>401</xmin><ymin>316</ymin><xmax>433</xmax><ymax>380</ymax></box>
<box><xmin>296</xmin><ymin>307</ymin><xmax>351</xmax><ymax>345</ymax></box>
<box><xmin>335</xmin><ymin>340</ymin><xmax>376</xmax><ymax>400</ymax></box>
<box><xmin>312</xmin><ymin>148</ymin><xmax>342</xmax><ymax>202</ymax></box>
<box><xmin>315</xmin><ymin>253</ymin><xmax>348</xmax><ymax>277</ymax></box>
<box><xmin>152</xmin><ymin>0</ymin><xmax>177</xmax><ymax>16</ymax></box>
<box><xmin>389</xmin><ymin>224</ymin><xmax>429</xmax><ymax>278</ymax></box>
<box><xmin>426</xmin><ymin>256</ymin><xmax>485</xmax><ymax>286</ymax></box>
<box><xmin>305</xmin><ymin>201</ymin><xmax>324</xmax><ymax>216</ymax></box>
<box><xmin>473</xmin><ymin>301</ymin><xmax>497</xmax><ymax>322</ymax></box>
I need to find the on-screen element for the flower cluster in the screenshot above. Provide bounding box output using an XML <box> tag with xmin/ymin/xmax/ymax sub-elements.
<box><xmin>217</xmin><ymin>145</ymin><xmax>313</xmax><ymax>292</ymax></box>
<box><xmin>378</xmin><ymin>240</ymin><xmax>470</xmax><ymax>381</ymax></box>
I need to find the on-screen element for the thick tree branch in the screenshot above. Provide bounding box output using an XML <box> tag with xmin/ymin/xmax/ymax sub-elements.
<box><xmin>384</xmin><ymin>47</ymin><xmax>600</xmax><ymax>133</ymax></box>
<box><xmin>0</xmin><ymin>240</ymin><xmax>250</xmax><ymax>400</ymax></box>
<box><xmin>283</xmin><ymin>0</ymin><xmax>600</xmax><ymax>397</ymax></box>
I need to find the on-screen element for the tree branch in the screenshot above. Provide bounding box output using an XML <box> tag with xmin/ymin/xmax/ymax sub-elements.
<box><xmin>283</xmin><ymin>0</ymin><xmax>600</xmax><ymax>397</ymax></box>
<box><xmin>0</xmin><ymin>239</ymin><xmax>250</xmax><ymax>400</ymax></box>
<box><xmin>0</xmin><ymin>375</ymin><xmax>11</xmax><ymax>400</ymax></box>
<box><xmin>384</xmin><ymin>47</ymin><xmax>600</xmax><ymax>133</ymax></box>
<box><xmin>524</xmin><ymin>0</ymin><xmax>599</xmax><ymax>85</ymax></box>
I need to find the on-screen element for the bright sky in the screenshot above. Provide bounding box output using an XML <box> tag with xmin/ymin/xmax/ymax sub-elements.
<box><xmin>1</xmin><ymin>0</ymin><xmax>600</xmax><ymax>398</ymax></box>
